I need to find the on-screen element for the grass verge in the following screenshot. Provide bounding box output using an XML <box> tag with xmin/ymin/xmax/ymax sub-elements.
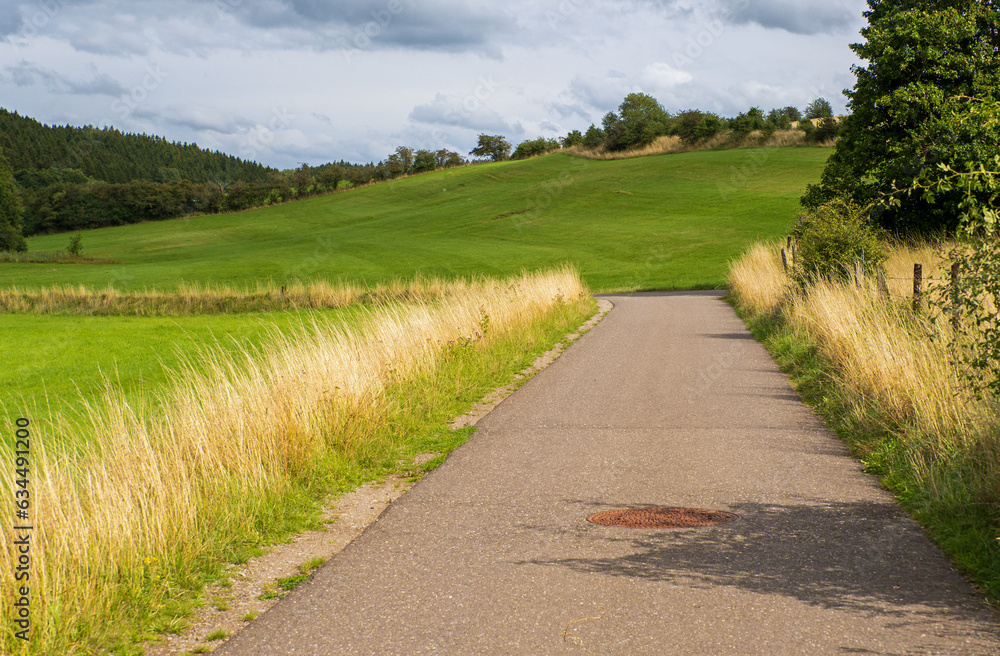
<box><xmin>729</xmin><ymin>242</ymin><xmax>1000</xmax><ymax>602</ymax></box>
<box><xmin>0</xmin><ymin>268</ymin><xmax>596</xmax><ymax>655</ymax></box>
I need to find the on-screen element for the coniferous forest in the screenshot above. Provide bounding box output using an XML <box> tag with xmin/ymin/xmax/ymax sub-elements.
<box><xmin>0</xmin><ymin>109</ymin><xmax>456</xmax><ymax>240</ymax></box>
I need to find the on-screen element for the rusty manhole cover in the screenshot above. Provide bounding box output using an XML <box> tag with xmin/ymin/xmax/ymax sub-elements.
<box><xmin>587</xmin><ymin>507</ymin><xmax>739</xmax><ymax>529</ymax></box>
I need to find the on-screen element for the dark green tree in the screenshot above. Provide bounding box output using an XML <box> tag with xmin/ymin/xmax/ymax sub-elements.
<box><xmin>804</xmin><ymin>98</ymin><xmax>834</xmax><ymax>119</ymax></box>
<box><xmin>674</xmin><ymin>110</ymin><xmax>725</xmax><ymax>144</ymax></box>
<box><xmin>561</xmin><ymin>130</ymin><xmax>584</xmax><ymax>148</ymax></box>
<box><xmin>434</xmin><ymin>149</ymin><xmax>465</xmax><ymax>168</ymax></box>
<box><xmin>413</xmin><ymin>149</ymin><xmax>437</xmax><ymax>173</ymax></box>
<box><xmin>0</xmin><ymin>146</ymin><xmax>27</xmax><ymax>252</ymax></box>
<box><xmin>766</xmin><ymin>108</ymin><xmax>793</xmax><ymax>132</ymax></box>
<box><xmin>511</xmin><ymin>137</ymin><xmax>560</xmax><ymax>160</ymax></box>
<box><xmin>728</xmin><ymin>107</ymin><xmax>766</xmax><ymax>139</ymax></box>
<box><xmin>803</xmin><ymin>0</ymin><xmax>1000</xmax><ymax>233</ymax></box>
<box><xmin>582</xmin><ymin>124</ymin><xmax>605</xmax><ymax>149</ymax></box>
<box><xmin>603</xmin><ymin>93</ymin><xmax>671</xmax><ymax>151</ymax></box>
<box><xmin>470</xmin><ymin>134</ymin><xmax>511</xmax><ymax>162</ymax></box>
<box><xmin>781</xmin><ymin>106</ymin><xmax>803</xmax><ymax>123</ymax></box>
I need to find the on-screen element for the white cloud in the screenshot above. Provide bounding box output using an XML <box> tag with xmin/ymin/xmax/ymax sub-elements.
<box><xmin>640</xmin><ymin>62</ymin><xmax>694</xmax><ymax>91</ymax></box>
<box><xmin>0</xmin><ymin>0</ymin><xmax>867</xmax><ymax>167</ymax></box>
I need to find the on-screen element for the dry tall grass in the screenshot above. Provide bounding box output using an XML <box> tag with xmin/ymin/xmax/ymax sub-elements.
<box><xmin>729</xmin><ymin>241</ymin><xmax>1000</xmax><ymax>525</ymax></box>
<box><xmin>0</xmin><ymin>268</ymin><xmax>588</xmax><ymax>654</ymax></box>
<box><xmin>0</xmin><ymin>277</ymin><xmax>480</xmax><ymax>315</ymax></box>
<box><xmin>568</xmin><ymin>130</ymin><xmax>833</xmax><ymax>161</ymax></box>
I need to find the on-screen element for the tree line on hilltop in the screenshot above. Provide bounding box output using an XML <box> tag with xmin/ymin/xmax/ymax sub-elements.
<box><xmin>469</xmin><ymin>96</ymin><xmax>840</xmax><ymax>162</ymax></box>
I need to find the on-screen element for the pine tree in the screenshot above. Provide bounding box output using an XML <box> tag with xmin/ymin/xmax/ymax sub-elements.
<box><xmin>803</xmin><ymin>0</ymin><xmax>1000</xmax><ymax>233</ymax></box>
<box><xmin>0</xmin><ymin>145</ymin><xmax>27</xmax><ymax>252</ymax></box>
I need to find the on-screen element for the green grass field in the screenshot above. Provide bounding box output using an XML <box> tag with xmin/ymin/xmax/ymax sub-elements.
<box><xmin>1</xmin><ymin>148</ymin><xmax>828</xmax><ymax>421</ymax></box>
<box><xmin>0</xmin><ymin>309</ymin><xmax>364</xmax><ymax>421</ymax></box>
<box><xmin>3</xmin><ymin>148</ymin><xmax>829</xmax><ymax>293</ymax></box>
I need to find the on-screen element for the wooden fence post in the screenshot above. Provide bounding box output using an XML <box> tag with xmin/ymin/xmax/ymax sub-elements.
<box><xmin>781</xmin><ymin>248</ymin><xmax>788</xmax><ymax>272</ymax></box>
<box><xmin>951</xmin><ymin>262</ymin><xmax>961</xmax><ymax>329</ymax></box>
<box><xmin>853</xmin><ymin>261</ymin><xmax>861</xmax><ymax>286</ymax></box>
<box><xmin>876</xmin><ymin>266</ymin><xmax>889</xmax><ymax>301</ymax></box>
<box><xmin>912</xmin><ymin>263</ymin><xmax>923</xmax><ymax>312</ymax></box>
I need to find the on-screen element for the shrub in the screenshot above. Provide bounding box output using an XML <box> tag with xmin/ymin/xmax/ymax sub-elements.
<box><xmin>930</xmin><ymin>236</ymin><xmax>1000</xmax><ymax>398</ymax></box>
<box><xmin>793</xmin><ymin>199</ymin><xmax>886</xmax><ymax>284</ymax></box>
<box><xmin>511</xmin><ymin>137</ymin><xmax>560</xmax><ymax>160</ymax></box>
<box><xmin>67</xmin><ymin>232</ymin><xmax>83</xmax><ymax>256</ymax></box>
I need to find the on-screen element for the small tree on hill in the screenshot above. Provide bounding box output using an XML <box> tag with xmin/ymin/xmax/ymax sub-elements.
<box><xmin>804</xmin><ymin>98</ymin><xmax>833</xmax><ymax>120</ymax></box>
<box><xmin>470</xmin><ymin>134</ymin><xmax>511</xmax><ymax>162</ymax></box>
<box><xmin>561</xmin><ymin>130</ymin><xmax>584</xmax><ymax>148</ymax></box>
<box><xmin>602</xmin><ymin>93</ymin><xmax>671</xmax><ymax>151</ymax></box>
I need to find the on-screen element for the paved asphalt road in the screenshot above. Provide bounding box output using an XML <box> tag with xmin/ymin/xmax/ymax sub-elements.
<box><xmin>218</xmin><ymin>292</ymin><xmax>1000</xmax><ymax>655</ymax></box>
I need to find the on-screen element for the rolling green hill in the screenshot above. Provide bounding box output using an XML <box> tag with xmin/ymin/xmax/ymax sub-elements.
<box><xmin>4</xmin><ymin>147</ymin><xmax>829</xmax><ymax>293</ymax></box>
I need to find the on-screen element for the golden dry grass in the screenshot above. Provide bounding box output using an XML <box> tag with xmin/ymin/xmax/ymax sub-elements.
<box><xmin>0</xmin><ymin>267</ymin><xmax>588</xmax><ymax>654</ymax></box>
<box><xmin>729</xmin><ymin>241</ymin><xmax>999</xmax><ymax>504</ymax></box>
<box><xmin>0</xmin><ymin>277</ymin><xmax>475</xmax><ymax>315</ymax></box>
<box><xmin>568</xmin><ymin>130</ymin><xmax>833</xmax><ymax>161</ymax></box>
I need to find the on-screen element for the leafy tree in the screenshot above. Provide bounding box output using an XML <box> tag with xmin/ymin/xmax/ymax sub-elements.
<box><xmin>561</xmin><ymin>130</ymin><xmax>584</xmax><ymax>148</ymax></box>
<box><xmin>413</xmin><ymin>149</ymin><xmax>437</xmax><ymax>174</ymax></box>
<box><xmin>0</xmin><ymin>146</ymin><xmax>27</xmax><ymax>252</ymax></box>
<box><xmin>385</xmin><ymin>146</ymin><xmax>415</xmax><ymax>177</ymax></box>
<box><xmin>582</xmin><ymin>124</ymin><xmax>605</xmax><ymax>149</ymax></box>
<box><xmin>293</xmin><ymin>164</ymin><xmax>314</xmax><ymax>195</ymax></box>
<box><xmin>792</xmin><ymin>198</ymin><xmax>886</xmax><ymax>285</ymax></box>
<box><xmin>781</xmin><ymin>106</ymin><xmax>803</xmax><ymax>123</ymax></box>
<box><xmin>470</xmin><ymin>134</ymin><xmax>511</xmax><ymax>162</ymax></box>
<box><xmin>675</xmin><ymin>110</ymin><xmax>725</xmax><ymax>144</ymax></box>
<box><xmin>602</xmin><ymin>93</ymin><xmax>671</xmax><ymax>151</ymax></box>
<box><xmin>813</xmin><ymin>116</ymin><xmax>841</xmax><ymax>142</ymax></box>
<box><xmin>766</xmin><ymin>108</ymin><xmax>793</xmax><ymax>132</ymax></box>
<box><xmin>434</xmin><ymin>149</ymin><xmax>465</xmax><ymax>168</ymax></box>
<box><xmin>803</xmin><ymin>0</ymin><xmax>1000</xmax><ymax>233</ymax></box>
<box><xmin>316</xmin><ymin>163</ymin><xmax>345</xmax><ymax>191</ymax></box>
<box><xmin>728</xmin><ymin>107</ymin><xmax>766</xmax><ymax>139</ymax></box>
<box><xmin>804</xmin><ymin>98</ymin><xmax>833</xmax><ymax>120</ymax></box>
<box><xmin>512</xmin><ymin>137</ymin><xmax>561</xmax><ymax>160</ymax></box>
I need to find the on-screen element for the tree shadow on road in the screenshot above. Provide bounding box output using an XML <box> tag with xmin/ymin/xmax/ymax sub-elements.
<box><xmin>519</xmin><ymin>499</ymin><xmax>1000</xmax><ymax>634</ymax></box>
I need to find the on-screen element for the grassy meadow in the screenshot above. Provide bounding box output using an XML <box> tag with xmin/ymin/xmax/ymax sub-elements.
<box><xmin>3</xmin><ymin>148</ymin><xmax>830</xmax><ymax>293</ymax></box>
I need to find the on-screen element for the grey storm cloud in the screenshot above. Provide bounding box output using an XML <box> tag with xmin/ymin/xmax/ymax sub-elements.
<box><xmin>409</xmin><ymin>92</ymin><xmax>513</xmax><ymax>133</ymax></box>
<box><xmin>132</xmin><ymin>106</ymin><xmax>251</xmax><ymax>134</ymax></box>
<box><xmin>719</xmin><ymin>0</ymin><xmax>862</xmax><ymax>36</ymax></box>
<box><xmin>228</xmin><ymin>0</ymin><xmax>518</xmax><ymax>52</ymax></box>
<box><xmin>4</xmin><ymin>61</ymin><xmax>127</xmax><ymax>96</ymax></box>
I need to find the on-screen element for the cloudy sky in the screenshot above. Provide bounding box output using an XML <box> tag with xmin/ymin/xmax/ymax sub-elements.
<box><xmin>0</xmin><ymin>0</ymin><xmax>867</xmax><ymax>169</ymax></box>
